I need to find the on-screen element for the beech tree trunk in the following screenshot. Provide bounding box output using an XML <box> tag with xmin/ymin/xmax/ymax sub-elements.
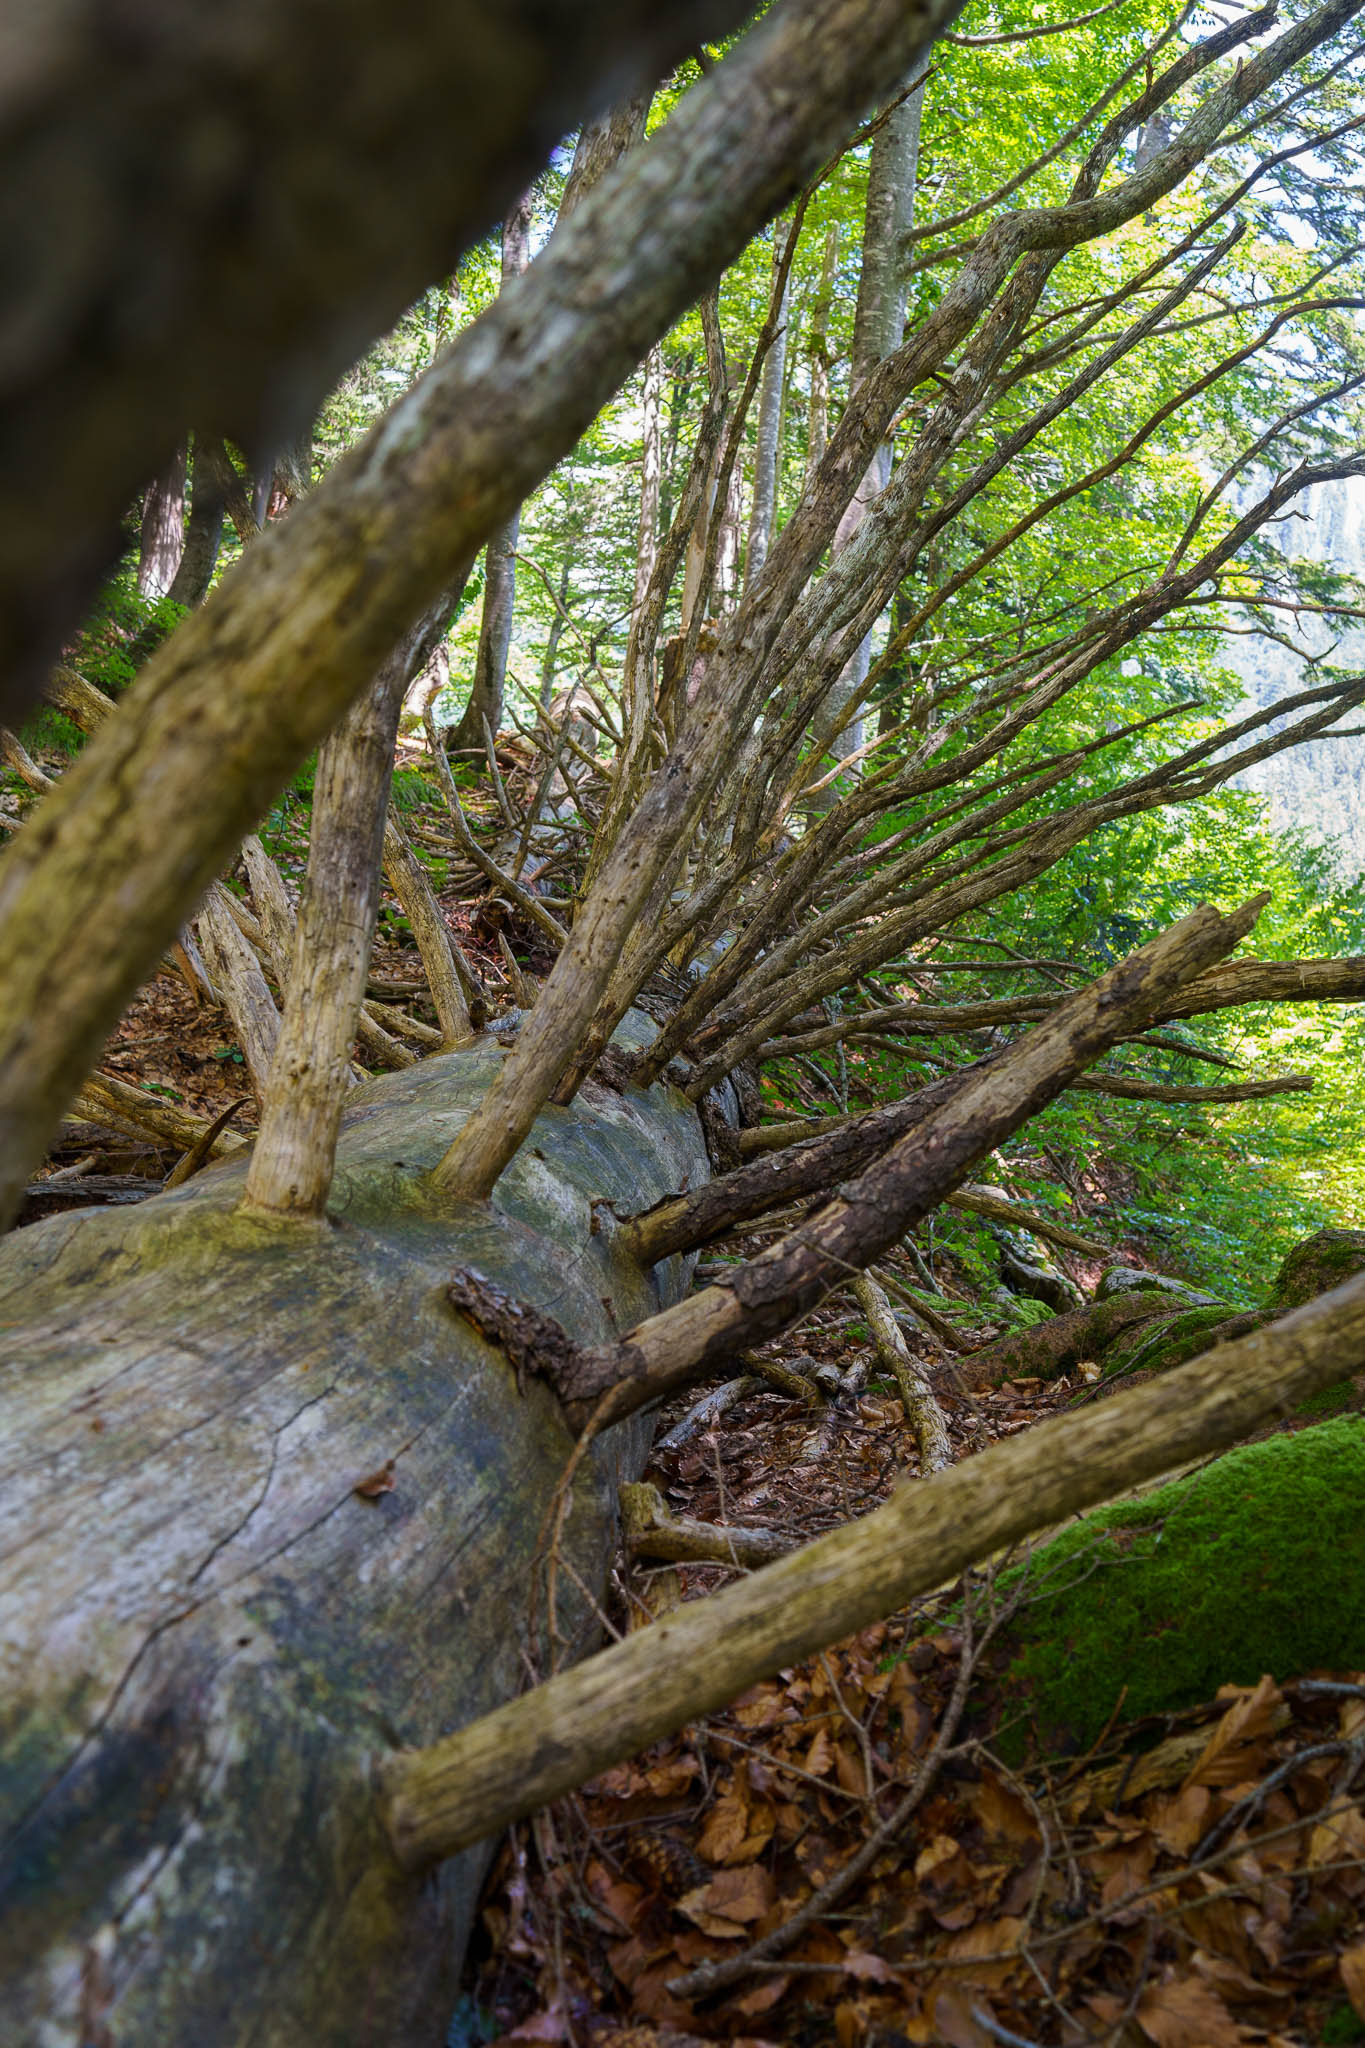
<box><xmin>446</xmin><ymin>195</ymin><xmax>534</xmax><ymax>757</ymax></box>
<box><xmin>136</xmin><ymin>446</ymin><xmax>186</xmax><ymax>600</ymax></box>
<box><xmin>0</xmin><ymin>1028</ymin><xmax>707</xmax><ymax>2046</ymax></box>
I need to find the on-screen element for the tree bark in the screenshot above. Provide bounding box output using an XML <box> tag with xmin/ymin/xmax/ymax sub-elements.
<box><xmin>743</xmin><ymin>224</ymin><xmax>793</xmax><ymax>589</ymax></box>
<box><xmin>814</xmin><ymin>64</ymin><xmax>926</xmax><ymax>765</ymax></box>
<box><xmin>0</xmin><ymin>0</ymin><xmax>966</xmax><ymax>1230</ymax></box>
<box><xmin>244</xmin><ymin>653</ymin><xmax>411</xmax><ymax>1215</ymax></box>
<box><xmin>165</xmin><ymin>435</ymin><xmax>226</xmax><ymax>608</ymax></box>
<box><xmin>445</xmin><ymin>195</ymin><xmax>534</xmax><ymax>757</ymax></box>
<box><xmin>0</xmin><ymin>1027</ymin><xmax>708</xmax><ymax>2045</ymax></box>
<box><xmin>137</xmin><ymin>445</ymin><xmax>187</xmax><ymax>600</ymax></box>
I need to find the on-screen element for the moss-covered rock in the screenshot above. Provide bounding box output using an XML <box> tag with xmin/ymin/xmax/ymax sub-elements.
<box><xmin>1099</xmin><ymin>1303</ymin><xmax>1264</xmax><ymax>1379</ymax></box>
<box><xmin>1095</xmin><ymin>1265</ymin><xmax>1222</xmax><ymax>1308</ymax></box>
<box><xmin>994</xmin><ymin>1418</ymin><xmax>1365</xmax><ymax>1753</ymax></box>
<box><xmin>1265</xmin><ymin>1229</ymin><xmax>1365</xmax><ymax>1313</ymax></box>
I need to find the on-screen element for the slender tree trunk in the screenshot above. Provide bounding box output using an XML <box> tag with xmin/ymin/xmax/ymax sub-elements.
<box><xmin>804</xmin><ymin>222</ymin><xmax>838</xmax><ymax>486</ymax></box>
<box><xmin>819</xmin><ymin>63</ymin><xmax>927</xmax><ymax>765</ymax></box>
<box><xmin>165</xmin><ymin>435</ymin><xmax>225</xmax><ymax>607</ymax></box>
<box><xmin>634</xmin><ymin>348</ymin><xmax>664</xmax><ymax>616</ymax></box>
<box><xmin>137</xmin><ymin>445</ymin><xmax>187</xmax><ymax>599</ymax></box>
<box><xmin>446</xmin><ymin>194</ymin><xmax>536</xmax><ymax>756</ymax></box>
<box><xmin>744</xmin><ymin>223</ymin><xmax>793</xmax><ymax>590</ymax></box>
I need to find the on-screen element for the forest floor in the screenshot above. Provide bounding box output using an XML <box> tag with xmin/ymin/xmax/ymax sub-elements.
<box><xmin>460</xmin><ymin>1286</ymin><xmax>1365</xmax><ymax>2048</ymax></box>
<box><xmin>17</xmin><ymin>749</ymin><xmax>1365</xmax><ymax>2048</ymax></box>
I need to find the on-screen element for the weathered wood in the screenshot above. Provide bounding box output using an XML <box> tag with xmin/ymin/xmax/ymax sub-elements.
<box><xmin>0</xmin><ymin>1024</ymin><xmax>706</xmax><ymax>2046</ymax></box>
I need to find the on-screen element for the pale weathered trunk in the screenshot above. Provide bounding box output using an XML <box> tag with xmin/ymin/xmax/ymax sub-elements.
<box><xmin>244</xmin><ymin>652</ymin><xmax>411</xmax><ymax>1215</ymax></box>
<box><xmin>634</xmin><ymin>348</ymin><xmax>664</xmax><ymax>616</ymax></box>
<box><xmin>0</xmin><ymin>1025</ymin><xmax>707</xmax><ymax>2046</ymax></box>
<box><xmin>446</xmin><ymin>196</ymin><xmax>534</xmax><ymax>757</ymax></box>
<box><xmin>164</xmin><ymin>435</ymin><xmax>224</xmax><ymax>607</ymax></box>
<box><xmin>137</xmin><ymin>445</ymin><xmax>187</xmax><ymax>599</ymax></box>
<box><xmin>819</xmin><ymin>63</ymin><xmax>927</xmax><ymax>765</ymax></box>
<box><xmin>743</xmin><ymin>224</ymin><xmax>793</xmax><ymax>590</ymax></box>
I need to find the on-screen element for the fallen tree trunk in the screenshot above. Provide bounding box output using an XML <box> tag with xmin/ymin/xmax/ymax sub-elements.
<box><xmin>0</xmin><ymin>1029</ymin><xmax>707</xmax><ymax>2046</ymax></box>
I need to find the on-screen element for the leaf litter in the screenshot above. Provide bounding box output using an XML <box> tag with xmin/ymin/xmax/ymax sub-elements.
<box><xmin>462</xmin><ymin>1277</ymin><xmax>1365</xmax><ymax>2048</ymax></box>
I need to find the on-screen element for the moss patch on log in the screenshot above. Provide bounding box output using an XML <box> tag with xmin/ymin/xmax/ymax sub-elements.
<box><xmin>993</xmin><ymin>1418</ymin><xmax>1365</xmax><ymax>1754</ymax></box>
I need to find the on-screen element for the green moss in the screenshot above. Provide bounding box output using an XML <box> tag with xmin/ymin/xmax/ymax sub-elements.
<box><xmin>1100</xmin><ymin>1303</ymin><xmax>1245</xmax><ymax>1379</ymax></box>
<box><xmin>1264</xmin><ymin>1229</ymin><xmax>1365</xmax><ymax>1313</ymax></box>
<box><xmin>1293</xmin><ymin>1378</ymin><xmax>1359</xmax><ymax>1419</ymax></box>
<box><xmin>996</xmin><ymin>1418</ymin><xmax>1365</xmax><ymax>1752</ymax></box>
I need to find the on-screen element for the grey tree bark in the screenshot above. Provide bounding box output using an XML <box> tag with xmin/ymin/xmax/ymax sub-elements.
<box><xmin>0</xmin><ymin>1033</ymin><xmax>708</xmax><ymax>2046</ymax></box>
<box><xmin>136</xmin><ymin>445</ymin><xmax>187</xmax><ymax>600</ymax></box>
<box><xmin>744</xmin><ymin>222</ymin><xmax>794</xmax><ymax>589</ymax></box>
<box><xmin>164</xmin><ymin>436</ymin><xmax>226</xmax><ymax>608</ymax></box>
<box><xmin>817</xmin><ymin>63</ymin><xmax>928</xmax><ymax>765</ymax></box>
<box><xmin>244</xmin><ymin>647</ymin><xmax>415</xmax><ymax>1216</ymax></box>
<box><xmin>445</xmin><ymin>194</ymin><xmax>534</xmax><ymax>757</ymax></box>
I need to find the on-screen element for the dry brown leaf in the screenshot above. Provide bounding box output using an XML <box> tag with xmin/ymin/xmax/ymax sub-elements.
<box><xmin>834</xmin><ymin>2000</ymin><xmax>863</xmax><ymax>2048</ymax></box>
<box><xmin>834</xmin><ymin>1741</ymin><xmax>868</xmax><ymax>1799</ymax></box>
<box><xmin>1190</xmin><ymin>1947</ymin><xmax>1293</xmax><ymax>2020</ymax></box>
<box><xmin>1183</xmin><ymin>1675</ymin><xmax>1283</xmax><ymax>1790</ymax></box>
<box><xmin>842</xmin><ymin>1950</ymin><xmax>902</xmax><ymax>1985</ymax></box>
<box><xmin>1097</xmin><ymin>1833</ymin><xmax>1157</xmax><ymax>1915</ymax></box>
<box><xmin>733</xmin><ymin>1686</ymin><xmax>791</xmax><ymax>1732</ymax></box>
<box><xmin>586</xmin><ymin>1860</ymin><xmax>647</xmax><ymax>1931</ymax></box>
<box><xmin>803</xmin><ymin>1726</ymin><xmax>835</xmax><ymax>1778</ymax></box>
<box><xmin>677</xmin><ymin>1865</ymin><xmax>775</xmax><ymax>1935</ymax></box>
<box><xmin>926</xmin><ymin>1985</ymin><xmax>994</xmax><ymax>2048</ymax></box>
<box><xmin>973</xmin><ymin>1772</ymin><xmax>1040</xmax><ymax>1849</ymax></box>
<box><xmin>696</xmin><ymin>1780</ymin><xmax>751</xmax><ymax>1865</ymax></box>
<box><xmin>1341</xmin><ymin>1943</ymin><xmax>1365</xmax><ymax>2021</ymax></box>
<box><xmin>1136</xmin><ymin>1973</ymin><xmax>1244</xmax><ymax>2048</ymax></box>
<box><xmin>914</xmin><ymin>1833</ymin><xmax>962</xmax><ymax>1884</ymax></box>
<box><xmin>1150</xmin><ymin>1782</ymin><xmax>1212</xmax><ymax>1858</ymax></box>
<box><xmin>352</xmin><ymin>1459</ymin><xmax>395</xmax><ymax>1499</ymax></box>
<box><xmin>645</xmin><ymin>1755</ymin><xmax>700</xmax><ymax>1799</ymax></box>
<box><xmin>726</xmin><ymin>1976</ymin><xmax>791</xmax><ymax>2017</ymax></box>
<box><xmin>1309</xmin><ymin>1800</ymin><xmax>1365</xmax><ymax>1867</ymax></box>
